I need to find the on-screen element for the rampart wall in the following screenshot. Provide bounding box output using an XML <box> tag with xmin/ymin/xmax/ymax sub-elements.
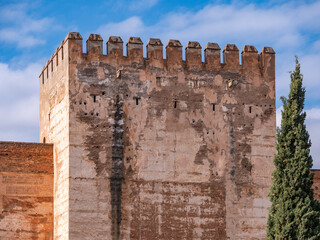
<box><xmin>0</xmin><ymin>142</ymin><xmax>53</xmax><ymax>239</ymax></box>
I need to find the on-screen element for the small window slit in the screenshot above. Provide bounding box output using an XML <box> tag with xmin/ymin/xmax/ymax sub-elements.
<box><xmin>249</xmin><ymin>106</ymin><xmax>252</xmax><ymax>113</ymax></box>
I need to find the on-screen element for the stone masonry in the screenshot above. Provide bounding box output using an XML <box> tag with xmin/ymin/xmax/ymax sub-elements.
<box><xmin>2</xmin><ymin>32</ymin><xmax>320</xmax><ymax>240</ymax></box>
<box><xmin>38</xmin><ymin>32</ymin><xmax>277</xmax><ymax>240</ymax></box>
<box><xmin>0</xmin><ymin>142</ymin><xmax>53</xmax><ymax>239</ymax></box>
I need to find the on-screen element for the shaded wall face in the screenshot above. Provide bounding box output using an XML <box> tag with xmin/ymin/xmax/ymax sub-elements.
<box><xmin>64</xmin><ymin>36</ymin><xmax>276</xmax><ymax>240</ymax></box>
<box><xmin>39</xmin><ymin>40</ymin><xmax>70</xmax><ymax>240</ymax></box>
<box><xmin>0</xmin><ymin>142</ymin><xmax>54</xmax><ymax>240</ymax></box>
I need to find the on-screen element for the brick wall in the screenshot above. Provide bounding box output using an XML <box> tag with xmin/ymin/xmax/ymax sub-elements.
<box><xmin>0</xmin><ymin>142</ymin><xmax>53</xmax><ymax>240</ymax></box>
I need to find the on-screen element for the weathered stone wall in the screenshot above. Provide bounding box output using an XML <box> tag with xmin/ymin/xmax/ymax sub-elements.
<box><xmin>0</xmin><ymin>142</ymin><xmax>53</xmax><ymax>239</ymax></box>
<box><xmin>40</xmin><ymin>32</ymin><xmax>276</xmax><ymax>240</ymax></box>
<box><xmin>39</xmin><ymin>39</ymin><xmax>70</xmax><ymax>239</ymax></box>
<box><xmin>312</xmin><ymin>170</ymin><xmax>320</xmax><ymax>202</ymax></box>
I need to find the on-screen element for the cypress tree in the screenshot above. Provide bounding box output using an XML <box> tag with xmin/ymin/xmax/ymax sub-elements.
<box><xmin>267</xmin><ymin>57</ymin><xmax>320</xmax><ymax>239</ymax></box>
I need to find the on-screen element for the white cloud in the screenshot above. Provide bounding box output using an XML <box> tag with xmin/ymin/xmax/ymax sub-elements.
<box><xmin>276</xmin><ymin>106</ymin><xmax>283</xmax><ymax>128</ymax></box>
<box><xmin>0</xmin><ymin>63</ymin><xmax>40</xmax><ymax>97</ymax></box>
<box><xmin>0</xmin><ymin>95</ymin><xmax>38</xmax><ymax>127</ymax></box>
<box><xmin>97</xmin><ymin>17</ymin><xmax>145</xmax><ymax>42</ymax></box>
<box><xmin>0</xmin><ymin>62</ymin><xmax>41</xmax><ymax>142</ymax></box>
<box><xmin>0</xmin><ymin>28</ymin><xmax>45</xmax><ymax>47</ymax></box>
<box><xmin>0</xmin><ymin>4</ymin><xmax>54</xmax><ymax>47</ymax></box>
<box><xmin>306</xmin><ymin>108</ymin><xmax>320</xmax><ymax>120</ymax></box>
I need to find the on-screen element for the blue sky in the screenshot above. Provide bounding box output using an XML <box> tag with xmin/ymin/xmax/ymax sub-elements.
<box><xmin>0</xmin><ymin>0</ymin><xmax>320</xmax><ymax>167</ymax></box>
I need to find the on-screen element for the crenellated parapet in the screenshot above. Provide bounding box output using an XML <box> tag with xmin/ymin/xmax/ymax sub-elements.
<box><xmin>40</xmin><ymin>32</ymin><xmax>275</xmax><ymax>83</ymax></box>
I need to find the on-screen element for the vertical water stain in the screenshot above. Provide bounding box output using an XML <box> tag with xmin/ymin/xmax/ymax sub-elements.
<box><xmin>110</xmin><ymin>95</ymin><xmax>124</xmax><ymax>240</ymax></box>
<box><xmin>229</xmin><ymin>124</ymin><xmax>236</xmax><ymax>180</ymax></box>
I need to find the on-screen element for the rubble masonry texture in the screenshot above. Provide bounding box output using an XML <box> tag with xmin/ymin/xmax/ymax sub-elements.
<box><xmin>39</xmin><ymin>32</ymin><xmax>277</xmax><ymax>240</ymax></box>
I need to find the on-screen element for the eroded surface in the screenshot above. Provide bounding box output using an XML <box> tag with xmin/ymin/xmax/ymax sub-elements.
<box><xmin>39</xmin><ymin>33</ymin><xmax>276</xmax><ymax>240</ymax></box>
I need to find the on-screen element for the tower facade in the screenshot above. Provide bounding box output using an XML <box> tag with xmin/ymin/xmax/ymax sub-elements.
<box><xmin>39</xmin><ymin>32</ymin><xmax>276</xmax><ymax>239</ymax></box>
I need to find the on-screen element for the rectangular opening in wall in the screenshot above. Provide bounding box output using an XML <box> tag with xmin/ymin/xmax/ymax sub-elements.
<box><xmin>93</xmin><ymin>95</ymin><xmax>96</xmax><ymax>103</ymax></box>
<box><xmin>249</xmin><ymin>106</ymin><xmax>252</xmax><ymax>113</ymax></box>
<box><xmin>174</xmin><ymin>100</ymin><xmax>177</xmax><ymax>108</ymax></box>
<box><xmin>61</xmin><ymin>46</ymin><xmax>64</xmax><ymax>60</ymax></box>
<box><xmin>56</xmin><ymin>53</ymin><xmax>58</xmax><ymax>66</ymax></box>
<box><xmin>212</xmin><ymin>103</ymin><xmax>215</xmax><ymax>112</ymax></box>
<box><xmin>136</xmin><ymin>98</ymin><xmax>139</xmax><ymax>105</ymax></box>
<box><xmin>46</xmin><ymin>67</ymin><xmax>48</xmax><ymax>79</ymax></box>
<box><xmin>42</xmin><ymin>74</ymin><xmax>44</xmax><ymax>84</ymax></box>
<box><xmin>51</xmin><ymin>61</ymin><xmax>53</xmax><ymax>72</ymax></box>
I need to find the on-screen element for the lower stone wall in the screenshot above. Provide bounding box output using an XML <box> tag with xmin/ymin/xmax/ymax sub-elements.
<box><xmin>120</xmin><ymin>180</ymin><xmax>226</xmax><ymax>240</ymax></box>
<box><xmin>1</xmin><ymin>141</ymin><xmax>320</xmax><ymax>240</ymax></box>
<box><xmin>0</xmin><ymin>142</ymin><xmax>53</xmax><ymax>240</ymax></box>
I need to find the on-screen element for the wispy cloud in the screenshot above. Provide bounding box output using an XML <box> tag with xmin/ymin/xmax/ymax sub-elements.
<box><xmin>0</xmin><ymin>62</ymin><xmax>41</xmax><ymax>142</ymax></box>
<box><xmin>0</xmin><ymin>3</ymin><xmax>55</xmax><ymax>47</ymax></box>
<box><xmin>109</xmin><ymin>0</ymin><xmax>160</xmax><ymax>11</ymax></box>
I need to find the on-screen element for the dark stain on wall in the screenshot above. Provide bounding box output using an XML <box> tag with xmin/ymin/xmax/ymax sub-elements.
<box><xmin>110</xmin><ymin>95</ymin><xmax>124</xmax><ymax>240</ymax></box>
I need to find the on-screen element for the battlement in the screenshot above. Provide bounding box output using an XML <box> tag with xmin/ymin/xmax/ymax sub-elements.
<box><xmin>40</xmin><ymin>32</ymin><xmax>275</xmax><ymax>82</ymax></box>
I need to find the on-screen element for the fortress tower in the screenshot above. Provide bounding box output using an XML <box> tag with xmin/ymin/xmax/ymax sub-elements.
<box><xmin>39</xmin><ymin>32</ymin><xmax>276</xmax><ymax>239</ymax></box>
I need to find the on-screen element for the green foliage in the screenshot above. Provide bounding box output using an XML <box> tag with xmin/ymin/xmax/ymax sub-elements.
<box><xmin>267</xmin><ymin>57</ymin><xmax>320</xmax><ymax>239</ymax></box>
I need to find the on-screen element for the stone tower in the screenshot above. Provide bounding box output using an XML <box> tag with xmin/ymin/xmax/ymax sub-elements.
<box><xmin>39</xmin><ymin>32</ymin><xmax>276</xmax><ymax>239</ymax></box>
